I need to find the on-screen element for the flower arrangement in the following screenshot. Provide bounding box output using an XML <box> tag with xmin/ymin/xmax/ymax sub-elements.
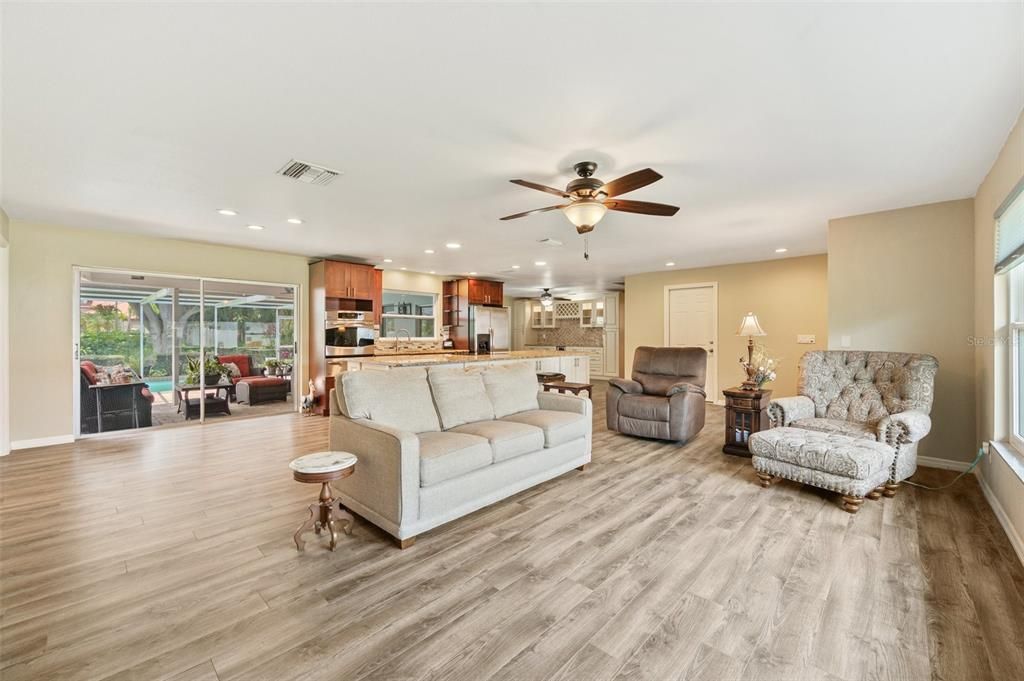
<box><xmin>740</xmin><ymin>344</ymin><xmax>779</xmax><ymax>388</ymax></box>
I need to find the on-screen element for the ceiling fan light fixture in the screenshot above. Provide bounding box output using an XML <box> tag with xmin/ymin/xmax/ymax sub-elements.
<box><xmin>562</xmin><ymin>199</ymin><xmax>607</xmax><ymax>232</ymax></box>
<box><xmin>540</xmin><ymin>289</ymin><xmax>554</xmax><ymax>308</ymax></box>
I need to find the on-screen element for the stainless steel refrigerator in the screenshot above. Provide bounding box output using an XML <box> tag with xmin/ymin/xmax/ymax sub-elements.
<box><xmin>469</xmin><ymin>305</ymin><xmax>510</xmax><ymax>352</ymax></box>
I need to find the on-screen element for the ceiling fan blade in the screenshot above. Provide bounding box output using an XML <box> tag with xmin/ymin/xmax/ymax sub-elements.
<box><xmin>604</xmin><ymin>199</ymin><xmax>679</xmax><ymax>216</ymax></box>
<box><xmin>510</xmin><ymin>179</ymin><xmax>570</xmax><ymax>198</ymax></box>
<box><xmin>500</xmin><ymin>204</ymin><xmax>567</xmax><ymax>221</ymax></box>
<box><xmin>599</xmin><ymin>168</ymin><xmax>663</xmax><ymax>197</ymax></box>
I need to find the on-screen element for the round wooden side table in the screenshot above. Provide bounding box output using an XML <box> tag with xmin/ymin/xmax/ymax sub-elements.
<box><xmin>289</xmin><ymin>452</ymin><xmax>357</xmax><ymax>552</ymax></box>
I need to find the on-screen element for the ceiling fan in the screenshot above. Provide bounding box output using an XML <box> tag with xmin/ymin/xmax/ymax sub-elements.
<box><xmin>501</xmin><ymin>161</ymin><xmax>680</xmax><ymax>234</ymax></box>
<box><xmin>538</xmin><ymin>287</ymin><xmax>571</xmax><ymax>308</ymax></box>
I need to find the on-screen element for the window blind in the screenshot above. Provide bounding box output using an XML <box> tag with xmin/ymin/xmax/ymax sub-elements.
<box><xmin>995</xmin><ymin>176</ymin><xmax>1024</xmax><ymax>273</ymax></box>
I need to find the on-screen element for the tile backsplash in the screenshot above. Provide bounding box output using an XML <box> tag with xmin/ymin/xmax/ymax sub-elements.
<box><xmin>531</xmin><ymin>320</ymin><xmax>604</xmax><ymax>347</ymax></box>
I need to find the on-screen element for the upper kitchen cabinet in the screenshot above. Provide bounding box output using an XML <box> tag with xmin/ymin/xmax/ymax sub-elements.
<box><xmin>323</xmin><ymin>260</ymin><xmax>378</xmax><ymax>300</ymax></box>
<box><xmin>464</xmin><ymin>278</ymin><xmax>503</xmax><ymax>306</ymax></box>
<box><xmin>579</xmin><ymin>299</ymin><xmax>606</xmax><ymax>327</ymax></box>
<box><xmin>530</xmin><ymin>302</ymin><xmax>555</xmax><ymax>328</ymax></box>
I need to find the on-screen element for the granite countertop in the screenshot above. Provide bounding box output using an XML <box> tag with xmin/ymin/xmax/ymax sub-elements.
<box><xmin>524</xmin><ymin>343</ymin><xmax>604</xmax><ymax>348</ymax></box>
<box><xmin>371</xmin><ymin>348</ymin><xmax>470</xmax><ymax>356</ymax></box>
<box><xmin>352</xmin><ymin>349</ymin><xmax>586</xmax><ymax>368</ymax></box>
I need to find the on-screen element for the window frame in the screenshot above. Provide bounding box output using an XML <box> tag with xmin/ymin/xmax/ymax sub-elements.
<box><xmin>1009</xmin><ymin>258</ymin><xmax>1024</xmax><ymax>454</ymax></box>
<box><xmin>380</xmin><ymin>289</ymin><xmax>438</xmax><ymax>340</ymax></box>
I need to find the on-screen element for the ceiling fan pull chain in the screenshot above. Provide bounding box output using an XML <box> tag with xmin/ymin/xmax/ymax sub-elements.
<box><xmin>584</xmin><ymin>235</ymin><xmax>590</xmax><ymax>261</ymax></box>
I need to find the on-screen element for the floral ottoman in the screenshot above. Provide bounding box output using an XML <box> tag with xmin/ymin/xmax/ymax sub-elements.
<box><xmin>748</xmin><ymin>427</ymin><xmax>898</xmax><ymax>514</ymax></box>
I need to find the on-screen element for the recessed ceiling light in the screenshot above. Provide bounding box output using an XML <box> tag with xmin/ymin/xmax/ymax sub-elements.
<box><xmin>775</xmin><ymin>247</ymin><xmax>788</xmax><ymax>253</ymax></box>
<box><xmin>383</xmin><ymin>258</ymin><xmax>393</xmax><ymax>263</ymax></box>
<box><xmin>534</xmin><ymin>261</ymin><xmax>546</xmax><ymax>266</ymax></box>
<box><xmin>247</xmin><ymin>224</ymin><xmax>264</xmax><ymax>231</ymax></box>
<box><xmin>665</xmin><ymin>262</ymin><xmax>675</xmax><ymax>267</ymax></box>
<box><xmin>511</xmin><ymin>265</ymin><xmax>521</xmax><ymax>269</ymax></box>
<box><xmin>424</xmin><ymin>249</ymin><xmax>435</xmax><ymax>254</ymax></box>
<box><xmin>446</xmin><ymin>242</ymin><xmax>462</xmax><ymax>249</ymax></box>
<box><xmin>217</xmin><ymin>209</ymin><xmax>237</xmax><ymax>216</ymax></box>
<box><xmin>469</xmin><ymin>271</ymin><xmax>478</xmax><ymax>275</ymax></box>
<box><xmin>429</xmin><ymin>271</ymin><xmax>436</xmax><ymax>274</ymax></box>
<box><xmin>286</xmin><ymin>218</ymin><xmax>303</xmax><ymax>225</ymax></box>
<box><xmin>400</xmin><ymin>267</ymin><xmax>407</xmax><ymax>271</ymax></box>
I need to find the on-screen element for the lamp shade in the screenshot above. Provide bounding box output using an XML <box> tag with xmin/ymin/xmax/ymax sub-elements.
<box><xmin>736</xmin><ymin>312</ymin><xmax>767</xmax><ymax>337</ymax></box>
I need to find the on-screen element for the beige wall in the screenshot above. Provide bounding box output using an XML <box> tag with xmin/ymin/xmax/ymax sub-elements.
<box><xmin>624</xmin><ymin>255</ymin><xmax>828</xmax><ymax>398</ymax></box>
<box><xmin>828</xmin><ymin>200</ymin><xmax>976</xmax><ymax>464</ymax></box>
<box><xmin>0</xmin><ymin>208</ymin><xmax>10</xmax><ymax>455</ymax></box>
<box><xmin>974</xmin><ymin>110</ymin><xmax>1024</xmax><ymax>558</ymax></box>
<box><xmin>8</xmin><ymin>221</ymin><xmax>310</xmax><ymax>446</ymax></box>
<box><xmin>381</xmin><ymin>270</ymin><xmax>445</xmax><ymax>338</ymax></box>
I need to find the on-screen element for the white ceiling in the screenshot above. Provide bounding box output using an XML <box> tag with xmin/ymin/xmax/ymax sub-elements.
<box><xmin>3</xmin><ymin>2</ymin><xmax>1022</xmax><ymax>296</ymax></box>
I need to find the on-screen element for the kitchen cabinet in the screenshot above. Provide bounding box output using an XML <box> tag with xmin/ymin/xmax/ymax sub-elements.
<box><xmin>579</xmin><ymin>300</ymin><xmax>606</xmax><ymax>327</ymax></box>
<box><xmin>324</xmin><ymin>260</ymin><xmax>377</xmax><ymax>300</ymax></box>
<box><xmin>604</xmin><ymin>328</ymin><xmax>620</xmax><ymax>377</ymax></box>
<box><xmin>530</xmin><ymin>303</ymin><xmax>555</xmax><ymax>328</ymax></box>
<box><xmin>603</xmin><ymin>293</ymin><xmax>619</xmax><ymax>328</ymax></box>
<box><xmin>466</xmin><ymin>279</ymin><xmax>503</xmax><ymax>306</ymax></box>
<box><xmin>558</xmin><ymin>355</ymin><xmax>590</xmax><ymax>384</ymax></box>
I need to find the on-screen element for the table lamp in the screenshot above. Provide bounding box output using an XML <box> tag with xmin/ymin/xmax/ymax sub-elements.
<box><xmin>737</xmin><ymin>312</ymin><xmax>767</xmax><ymax>390</ymax></box>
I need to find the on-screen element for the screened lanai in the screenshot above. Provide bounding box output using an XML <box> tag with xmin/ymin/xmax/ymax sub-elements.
<box><xmin>77</xmin><ymin>269</ymin><xmax>298</xmax><ymax>433</ymax></box>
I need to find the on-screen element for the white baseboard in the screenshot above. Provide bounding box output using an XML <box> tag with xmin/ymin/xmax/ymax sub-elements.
<box><xmin>917</xmin><ymin>455</ymin><xmax>972</xmax><ymax>472</ymax></box>
<box><xmin>977</xmin><ymin>470</ymin><xmax>1024</xmax><ymax>568</ymax></box>
<box><xmin>11</xmin><ymin>434</ymin><xmax>74</xmax><ymax>450</ymax></box>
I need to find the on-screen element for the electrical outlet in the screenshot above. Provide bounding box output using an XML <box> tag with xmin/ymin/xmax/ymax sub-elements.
<box><xmin>840</xmin><ymin>335</ymin><xmax>852</xmax><ymax>348</ymax></box>
<box><xmin>797</xmin><ymin>334</ymin><xmax>816</xmax><ymax>344</ymax></box>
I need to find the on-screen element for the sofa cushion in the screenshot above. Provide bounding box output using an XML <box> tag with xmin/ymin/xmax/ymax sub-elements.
<box><xmin>790</xmin><ymin>417</ymin><xmax>876</xmax><ymax>440</ymax></box>
<box><xmin>428</xmin><ymin>367</ymin><xmax>496</xmax><ymax>430</ymax></box>
<box><xmin>417</xmin><ymin>431</ymin><xmax>492</xmax><ymax>486</ymax></box>
<box><xmin>501</xmin><ymin>409</ymin><xmax>587</xmax><ymax>448</ymax></box>
<box><xmin>340</xmin><ymin>367</ymin><xmax>441</xmax><ymax>433</ymax></box>
<box><xmin>451</xmin><ymin>420</ymin><xmax>545</xmax><ymax>463</ymax></box>
<box><xmin>749</xmin><ymin>427</ymin><xmax>894</xmax><ymax>479</ymax></box>
<box><xmin>617</xmin><ymin>394</ymin><xmax>670</xmax><ymax>421</ymax></box>
<box><xmin>482</xmin><ymin>363</ymin><xmax>540</xmax><ymax>418</ymax></box>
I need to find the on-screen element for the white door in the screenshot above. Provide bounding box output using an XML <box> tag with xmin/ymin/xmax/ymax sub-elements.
<box><xmin>665</xmin><ymin>284</ymin><xmax>717</xmax><ymax>401</ymax></box>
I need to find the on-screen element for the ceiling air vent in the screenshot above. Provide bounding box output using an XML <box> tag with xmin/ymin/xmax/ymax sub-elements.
<box><xmin>537</xmin><ymin>238</ymin><xmax>563</xmax><ymax>247</ymax></box>
<box><xmin>276</xmin><ymin>159</ymin><xmax>342</xmax><ymax>186</ymax></box>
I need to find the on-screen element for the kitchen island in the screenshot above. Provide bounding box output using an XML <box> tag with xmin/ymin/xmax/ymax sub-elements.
<box><xmin>336</xmin><ymin>349</ymin><xmax>591</xmax><ymax>383</ymax></box>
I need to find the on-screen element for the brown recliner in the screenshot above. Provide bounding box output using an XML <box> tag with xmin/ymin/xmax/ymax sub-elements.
<box><xmin>606</xmin><ymin>346</ymin><xmax>708</xmax><ymax>443</ymax></box>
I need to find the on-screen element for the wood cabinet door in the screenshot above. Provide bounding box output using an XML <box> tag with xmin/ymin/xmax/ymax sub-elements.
<box><xmin>467</xmin><ymin>279</ymin><xmax>486</xmax><ymax>305</ymax></box>
<box><xmin>348</xmin><ymin>264</ymin><xmax>376</xmax><ymax>300</ymax></box>
<box><xmin>324</xmin><ymin>261</ymin><xmax>347</xmax><ymax>297</ymax></box>
<box><xmin>487</xmin><ymin>281</ymin><xmax>503</xmax><ymax>306</ymax></box>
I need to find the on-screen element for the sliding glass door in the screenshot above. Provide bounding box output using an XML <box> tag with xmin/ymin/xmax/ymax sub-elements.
<box><xmin>75</xmin><ymin>268</ymin><xmax>298</xmax><ymax>436</ymax></box>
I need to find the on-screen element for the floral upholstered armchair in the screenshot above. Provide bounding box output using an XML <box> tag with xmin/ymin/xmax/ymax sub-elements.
<box><xmin>767</xmin><ymin>351</ymin><xmax>938</xmax><ymax>487</ymax></box>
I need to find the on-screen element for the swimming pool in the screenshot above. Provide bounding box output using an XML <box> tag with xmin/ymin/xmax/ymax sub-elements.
<box><xmin>144</xmin><ymin>379</ymin><xmax>174</xmax><ymax>393</ymax></box>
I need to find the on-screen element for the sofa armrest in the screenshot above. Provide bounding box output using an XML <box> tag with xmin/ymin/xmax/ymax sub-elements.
<box><xmin>328</xmin><ymin>415</ymin><xmax>420</xmax><ymax>527</ymax></box>
<box><xmin>879</xmin><ymin>410</ymin><xmax>932</xmax><ymax>446</ymax></box>
<box><xmin>538</xmin><ymin>390</ymin><xmax>592</xmax><ymax>418</ymax></box>
<box><xmin>608</xmin><ymin>378</ymin><xmax>643</xmax><ymax>394</ymax></box>
<box><xmin>767</xmin><ymin>395</ymin><xmax>815</xmax><ymax>427</ymax></box>
<box><xmin>666</xmin><ymin>382</ymin><xmax>706</xmax><ymax>398</ymax></box>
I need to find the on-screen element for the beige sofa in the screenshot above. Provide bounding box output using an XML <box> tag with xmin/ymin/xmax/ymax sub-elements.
<box><xmin>328</xmin><ymin>362</ymin><xmax>592</xmax><ymax>547</ymax></box>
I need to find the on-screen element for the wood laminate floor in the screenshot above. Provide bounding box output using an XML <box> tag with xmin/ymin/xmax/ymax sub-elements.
<box><xmin>2</xmin><ymin>383</ymin><xmax>1023</xmax><ymax>681</ymax></box>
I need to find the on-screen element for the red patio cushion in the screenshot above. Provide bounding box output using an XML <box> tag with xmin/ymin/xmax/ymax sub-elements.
<box><xmin>80</xmin><ymin>362</ymin><xmax>98</xmax><ymax>385</ymax></box>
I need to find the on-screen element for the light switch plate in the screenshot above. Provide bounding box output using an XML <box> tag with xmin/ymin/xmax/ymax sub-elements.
<box><xmin>797</xmin><ymin>334</ymin><xmax>816</xmax><ymax>344</ymax></box>
<box><xmin>840</xmin><ymin>335</ymin><xmax>852</xmax><ymax>348</ymax></box>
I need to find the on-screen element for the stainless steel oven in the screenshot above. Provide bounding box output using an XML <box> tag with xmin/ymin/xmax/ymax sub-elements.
<box><xmin>325</xmin><ymin>311</ymin><xmax>376</xmax><ymax>356</ymax></box>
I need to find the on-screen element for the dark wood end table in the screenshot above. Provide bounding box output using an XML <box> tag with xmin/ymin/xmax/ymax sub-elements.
<box><xmin>722</xmin><ymin>386</ymin><xmax>773</xmax><ymax>457</ymax></box>
<box><xmin>542</xmin><ymin>381</ymin><xmax>594</xmax><ymax>398</ymax></box>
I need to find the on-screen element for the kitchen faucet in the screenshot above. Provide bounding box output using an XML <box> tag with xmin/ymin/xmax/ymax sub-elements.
<box><xmin>391</xmin><ymin>329</ymin><xmax>412</xmax><ymax>351</ymax></box>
